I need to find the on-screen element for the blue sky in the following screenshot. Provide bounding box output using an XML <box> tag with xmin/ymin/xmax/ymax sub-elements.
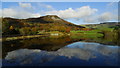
<box><xmin>1</xmin><ymin>2</ymin><xmax>118</xmax><ymax>24</ymax></box>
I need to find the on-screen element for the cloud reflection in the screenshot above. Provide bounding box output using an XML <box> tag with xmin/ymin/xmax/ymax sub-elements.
<box><xmin>5</xmin><ymin>42</ymin><xmax>119</xmax><ymax>65</ymax></box>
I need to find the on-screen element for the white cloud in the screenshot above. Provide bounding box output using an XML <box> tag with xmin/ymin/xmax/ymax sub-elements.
<box><xmin>1</xmin><ymin>8</ymin><xmax>41</xmax><ymax>19</ymax></box>
<box><xmin>19</xmin><ymin>2</ymin><xmax>32</xmax><ymax>8</ymax></box>
<box><xmin>0</xmin><ymin>2</ymin><xmax>41</xmax><ymax>19</ymax></box>
<box><xmin>37</xmin><ymin>3</ymin><xmax>54</xmax><ymax>10</ymax></box>
<box><xmin>2</xmin><ymin>8</ymin><xmax>17</xmax><ymax>18</ymax></box>
<box><xmin>98</xmin><ymin>12</ymin><xmax>113</xmax><ymax>22</ymax></box>
<box><xmin>1</xmin><ymin>3</ymin><xmax>118</xmax><ymax>23</ymax></box>
<box><xmin>84</xmin><ymin>16</ymin><xmax>98</xmax><ymax>23</ymax></box>
<box><xmin>2</xmin><ymin>5</ymin><xmax>98</xmax><ymax>19</ymax></box>
<box><xmin>45</xmin><ymin>6</ymin><xmax>98</xmax><ymax>19</ymax></box>
<box><xmin>83</xmin><ymin>12</ymin><xmax>118</xmax><ymax>23</ymax></box>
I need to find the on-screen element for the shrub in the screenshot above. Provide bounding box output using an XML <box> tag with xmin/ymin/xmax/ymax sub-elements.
<box><xmin>19</xmin><ymin>27</ymin><xmax>31</xmax><ymax>35</ymax></box>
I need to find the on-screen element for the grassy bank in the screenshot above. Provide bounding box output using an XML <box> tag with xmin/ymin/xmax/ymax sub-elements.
<box><xmin>2</xmin><ymin>30</ymin><xmax>103</xmax><ymax>42</ymax></box>
<box><xmin>2</xmin><ymin>34</ymin><xmax>48</xmax><ymax>42</ymax></box>
<box><xmin>1</xmin><ymin>28</ymin><xmax>118</xmax><ymax>43</ymax></box>
<box><xmin>2</xmin><ymin>31</ymin><xmax>70</xmax><ymax>42</ymax></box>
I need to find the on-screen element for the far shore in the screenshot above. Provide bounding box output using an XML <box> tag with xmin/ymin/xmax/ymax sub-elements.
<box><xmin>1</xmin><ymin>34</ymin><xmax>49</xmax><ymax>42</ymax></box>
<box><xmin>1</xmin><ymin>30</ymin><xmax>103</xmax><ymax>42</ymax></box>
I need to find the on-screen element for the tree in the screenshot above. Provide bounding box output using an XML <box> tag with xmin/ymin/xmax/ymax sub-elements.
<box><xmin>9</xmin><ymin>26</ymin><xmax>14</xmax><ymax>30</ymax></box>
<box><xmin>19</xmin><ymin>27</ymin><xmax>31</xmax><ymax>35</ymax></box>
<box><xmin>30</xmin><ymin>27</ymin><xmax>39</xmax><ymax>35</ymax></box>
<box><xmin>2</xmin><ymin>20</ymin><xmax>10</xmax><ymax>35</ymax></box>
<box><xmin>65</xmin><ymin>27</ymin><xmax>71</xmax><ymax>33</ymax></box>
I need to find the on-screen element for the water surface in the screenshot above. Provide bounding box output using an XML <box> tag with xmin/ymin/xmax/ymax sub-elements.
<box><xmin>2</xmin><ymin>36</ymin><xmax>120</xmax><ymax>66</ymax></box>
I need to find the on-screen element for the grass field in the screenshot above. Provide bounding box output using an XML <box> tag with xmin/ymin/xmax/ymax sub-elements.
<box><xmin>70</xmin><ymin>30</ymin><xmax>103</xmax><ymax>38</ymax></box>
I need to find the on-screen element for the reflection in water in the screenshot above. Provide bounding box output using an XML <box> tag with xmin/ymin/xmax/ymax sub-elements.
<box><xmin>2</xmin><ymin>36</ymin><xmax>81</xmax><ymax>58</ymax></box>
<box><xmin>4</xmin><ymin>42</ymin><xmax>119</xmax><ymax>66</ymax></box>
<box><xmin>2</xmin><ymin>36</ymin><xmax>120</xmax><ymax>66</ymax></box>
<box><xmin>2</xmin><ymin>35</ymin><xmax>119</xmax><ymax>58</ymax></box>
<box><xmin>66</xmin><ymin>42</ymin><xmax>119</xmax><ymax>56</ymax></box>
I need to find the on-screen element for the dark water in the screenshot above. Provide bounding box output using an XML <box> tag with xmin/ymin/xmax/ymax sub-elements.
<box><xmin>1</xmin><ymin>36</ymin><xmax>120</xmax><ymax>66</ymax></box>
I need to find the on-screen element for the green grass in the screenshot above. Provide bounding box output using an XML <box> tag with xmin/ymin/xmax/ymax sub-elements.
<box><xmin>70</xmin><ymin>26</ymin><xmax>117</xmax><ymax>41</ymax></box>
<box><xmin>98</xmin><ymin>27</ymin><xmax>114</xmax><ymax>32</ymax></box>
<box><xmin>71</xmin><ymin>27</ymin><xmax>114</xmax><ymax>34</ymax></box>
<box><xmin>70</xmin><ymin>30</ymin><xmax>104</xmax><ymax>39</ymax></box>
<box><xmin>71</xmin><ymin>30</ymin><xmax>100</xmax><ymax>33</ymax></box>
<box><xmin>70</xmin><ymin>29</ymin><xmax>101</xmax><ymax>35</ymax></box>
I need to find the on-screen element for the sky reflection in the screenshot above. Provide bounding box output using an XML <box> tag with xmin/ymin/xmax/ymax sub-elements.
<box><xmin>4</xmin><ymin>42</ymin><xmax>120</xmax><ymax>66</ymax></box>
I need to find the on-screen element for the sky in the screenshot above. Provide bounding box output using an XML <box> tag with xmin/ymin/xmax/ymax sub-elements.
<box><xmin>0</xmin><ymin>2</ymin><xmax>118</xmax><ymax>25</ymax></box>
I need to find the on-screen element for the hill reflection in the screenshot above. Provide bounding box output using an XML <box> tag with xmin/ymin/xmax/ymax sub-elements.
<box><xmin>4</xmin><ymin>42</ymin><xmax>119</xmax><ymax>66</ymax></box>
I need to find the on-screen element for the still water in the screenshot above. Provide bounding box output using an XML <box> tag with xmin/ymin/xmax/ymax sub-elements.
<box><xmin>2</xmin><ymin>36</ymin><xmax>120</xmax><ymax>66</ymax></box>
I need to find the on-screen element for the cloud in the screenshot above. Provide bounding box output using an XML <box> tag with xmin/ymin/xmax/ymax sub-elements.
<box><xmin>98</xmin><ymin>12</ymin><xmax>113</xmax><ymax>22</ymax></box>
<box><xmin>83</xmin><ymin>12</ymin><xmax>118</xmax><ymax>23</ymax></box>
<box><xmin>1</xmin><ymin>8</ymin><xmax>41</xmax><ymax>19</ymax></box>
<box><xmin>84</xmin><ymin>16</ymin><xmax>98</xmax><ymax>23</ymax></box>
<box><xmin>37</xmin><ymin>3</ymin><xmax>54</xmax><ymax>10</ymax></box>
<box><xmin>45</xmin><ymin>6</ymin><xmax>98</xmax><ymax>19</ymax></box>
<box><xmin>2</xmin><ymin>5</ymin><xmax>98</xmax><ymax>19</ymax></box>
<box><xmin>19</xmin><ymin>2</ymin><xmax>32</xmax><ymax>8</ymax></box>
<box><xmin>1</xmin><ymin>2</ymin><xmax>41</xmax><ymax>19</ymax></box>
<box><xmin>2</xmin><ymin>8</ymin><xmax>17</xmax><ymax>18</ymax></box>
<box><xmin>44</xmin><ymin>5</ymin><xmax>117</xmax><ymax>23</ymax></box>
<box><xmin>1</xmin><ymin>3</ymin><xmax>118</xmax><ymax>23</ymax></box>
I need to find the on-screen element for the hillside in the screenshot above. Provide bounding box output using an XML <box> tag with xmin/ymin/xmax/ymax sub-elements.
<box><xmin>2</xmin><ymin>15</ymin><xmax>85</xmax><ymax>36</ymax></box>
<box><xmin>82</xmin><ymin>22</ymin><xmax>120</xmax><ymax>29</ymax></box>
<box><xmin>23</xmin><ymin>15</ymin><xmax>85</xmax><ymax>28</ymax></box>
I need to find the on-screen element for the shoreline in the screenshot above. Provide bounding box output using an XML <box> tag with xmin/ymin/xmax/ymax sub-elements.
<box><xmin>2</xmin><ymin>34</ymin><xmax>48</xmax><ymax>42</ymax></box>
<box><xmin>1</xmin><ymin>32</ymin><xmax>70</xmax><ymax>42</ymax></box>
<box><xmin>1</xmin><ymin>31</ymin><xmax>102</xmax><ymax>42</ymax></box>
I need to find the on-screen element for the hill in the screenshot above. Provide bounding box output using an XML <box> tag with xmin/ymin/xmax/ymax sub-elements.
<box><xmin>81</xmin><ymin>22</ymin><xmax>120</xmax><ymax>29</ymax></box>
<box><xmin>2</xmin><ymin>15</ymin><xmax>85</xmax><ymax>35</ymax></box>
<box><xmin>23</xmin><ymin>15</ymin><xmax>85</xmax><ymax>28</ymax></box>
